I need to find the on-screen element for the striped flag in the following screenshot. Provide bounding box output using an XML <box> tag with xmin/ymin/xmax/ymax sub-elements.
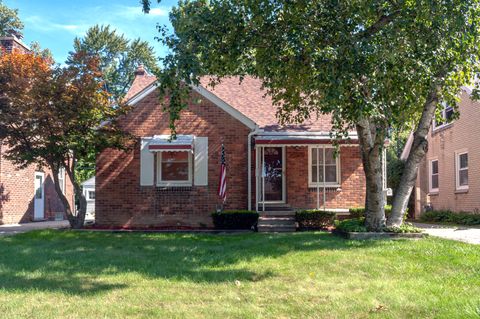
<box><xmin>218</xmin><ymin>144</ymin><xmax>227</xmax><ymax>203</ymax></box>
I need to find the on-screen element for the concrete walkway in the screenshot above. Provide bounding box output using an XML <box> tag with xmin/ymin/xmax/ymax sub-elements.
<box><xmin>0</xmin><ymin>220</ymin><xmax>69</xmax><ymax>236</ymax></box>
<box><xmin>413</xmin><ymin>223</ymin><xmax>480</xmax><ymax>245</ymax></box>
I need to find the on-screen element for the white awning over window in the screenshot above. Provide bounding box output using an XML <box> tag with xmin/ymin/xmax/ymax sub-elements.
<box><xmin>147</xmin><ymin>135</ymin><xmax>194</xmax><ymax>152</ymax></box>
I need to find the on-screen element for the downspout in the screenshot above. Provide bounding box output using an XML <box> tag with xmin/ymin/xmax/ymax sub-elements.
<box><xmin>247</xmin><ymin>127</ymin><xmax>260</xmax><ymax>211</ymax></box>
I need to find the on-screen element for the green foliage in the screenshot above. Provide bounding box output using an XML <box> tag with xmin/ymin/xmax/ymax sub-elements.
<box><xmin>0</xmin><ymin>51</ymin><xmax>132</xmax><ymax>227</ymax></box>
<box><xmin>0</xmin><ymin>1</ymin><xmax>23</xmax><ymax>37</ymax></box>
<box><xmin>68</xmin><ymin>24</ymin><xmax>158</xmax><ymax>103</ymax></box>
<box><xmin>420</xmin><ymin>210</ymin><xmax>480</xmax><ymax>226</ymax></box>
<box><xmin>387</xmin><ymin>129</ymin><xmax>409</xmax><ymax>198</ymax></box>
<box><xmin>335</xmin><ymin>218</ymin><xmax>368</xmax><ymax>233</ymax></box>
<box><xmin>349</xmin><ymin>205</ymin><xmax>402</xmax><ymax>219</ymax></box>
<box><xmin>211</xmin><ymin>210</ymin><xmax>259</xmax><ymax>229</ymax></box>
<box><xmin>384</xmin><ymin>222</ymin><xmax>423</xmax><ymax>233</ymax></box>
<box><xmin>295</xmin><ymin>210</ymin><xmax>336</xmax><ymax>230</ymax></box>
<box><xmin>336</xmin><ymin>218</ymin><xmax>421</xmax><ymax>233</ymax></box>
<box><xmin>145</xmin><ymin>0</ymin><xmax>480</xmax><ymax>228</ymax></box>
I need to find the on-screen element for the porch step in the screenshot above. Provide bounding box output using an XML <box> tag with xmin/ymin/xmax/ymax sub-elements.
<box><xmin>260</xmin><ymin>210</ymin><xmax>295</xmax><ymax>217</ymax></box>
<box><xmin>257</xmin><ymin>216</ymin><xmax>296</xmax><ymax>233</ymax></box>
<box><xmin>260</xmin><ymin>204</ymin><xmax>293</xmax><ymax>212</ymax></box>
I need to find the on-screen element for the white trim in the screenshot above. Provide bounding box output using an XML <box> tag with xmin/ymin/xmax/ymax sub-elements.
<box><xmin>257</xmin><ymin>146</ymin><xmax>286</xmax><ymax>204</ymax></box>
<box><xmin>126</xmin><ymin>82</ymin><xmax>258</xmax><ymax>130</ymax></box>
<box><xmin>433</xmin><ymin>103</ymin><xmax>454</xmax><ymax>131</ymax></box>
<box><xmin>455</xmin><ymin>150</ymin><xmax>469</xmax><ymax>191</ymax></box>
<box><xmin>307</xmin><ymin>145</ymin><xmax>341</xmax><ymax>188</ymax></box>
<box><xmin>192</xmin><ymin>85</ymin><xmax>257</xmax><ymax>129</ymax></box>
<box><xmin>256</xmin><ymin>131</ymin><xmax>358</xmax><ymax>138</ymax></box>
<box><xmin>156</xmin><ymin>151</ymin><xmax>193</xmax><ymax>187</ymax></box>
<box><xmin>428</xmin><ymin>158</ymin><xmax>439</xmax><ymax>193</ymax></box>
<box><xmin>87</xmin><ymin>190</ymin><xmax>95</xmax><ymax>201</ymax></box>
<box><xmin>127</xmin><ymin>83</ymin><xmax>157</xmax><ymax>106</ymax></box>
<box><xmin>58</xmin><ymin>167</ymin><xmax>66</xmax><ymax>195</ymax></box>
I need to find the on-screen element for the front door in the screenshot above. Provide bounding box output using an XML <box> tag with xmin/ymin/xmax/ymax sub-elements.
<box><xmin>260</xmin><ymin>146</ymin><xmax>285</xmax><ymax>203</ymax></box>
<box><xmin>34</xmin><ymin>172</ymin><xmax>45</xmax><ymax>220</ymax></box>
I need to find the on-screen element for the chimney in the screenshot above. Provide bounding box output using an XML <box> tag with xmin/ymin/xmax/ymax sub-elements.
<box><xmin>134</xmin><ymin>64</ymin><xmax>146</xmax><ymax>76</ymax></box>
<box><xmin>0</xmin><ymin>30</ymin><xmax>29</xmax><ymax>54</ymax></box>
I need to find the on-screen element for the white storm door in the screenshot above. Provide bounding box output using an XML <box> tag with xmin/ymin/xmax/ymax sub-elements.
<box><xmin>34</xmin><ymin>172</ymin><xmax>45</xmax><ymax>220</ymax></box>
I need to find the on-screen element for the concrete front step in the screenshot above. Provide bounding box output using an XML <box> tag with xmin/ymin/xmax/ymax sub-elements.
<box><xmin>258</xmin><ymin>217</ymin><xmax>295</xmax><ymax>225</ymax></box>
<box><xmin>260</xmin><ymin>210</ymin><xmax>295</xmax><ymax>217</ymax></box>
<box><xmin>257</xmin><ymin>224</ymin><xmax>297</xmax><ymax>232</ymax></box>
<box><xmin>257</xmin><ymin>216</ymin><xmax>296</xmax><ymax>232</ymax></box>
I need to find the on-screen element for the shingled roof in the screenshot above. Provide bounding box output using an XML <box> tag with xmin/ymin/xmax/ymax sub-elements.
<box><xmin>126</xmin><ymin>70</ymin><xmax>335</xmax><ymax>132</ymax></box>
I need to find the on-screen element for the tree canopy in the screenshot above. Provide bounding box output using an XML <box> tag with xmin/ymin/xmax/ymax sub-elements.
<box><xmin>144</xmin><ymin>0</ymin><xmax>480</xmax><ymax>230</ymax></box>
<box><xmin>0</xmin><ymin>0</ymin><xmax>23</xmax><ymax>37</ymax></box>
<box><xmin>68</xmin><ymin>25</ymin><xmax>159</xmax><ymax>103</ymax></box>
<box><xmin>0</xmin><ymin>51</ymin><xmax>131</xmax><ymax>228</ymax></box>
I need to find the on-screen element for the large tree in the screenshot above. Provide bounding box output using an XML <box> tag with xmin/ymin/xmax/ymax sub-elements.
<box><xmin>143</xmin><ymin>0</ymin><xmax>480</xmax><ymax>231</ymax></box>
<box><xmin>0</xmin><ymin>51</ymin><xmax>130</xmax><ymax>228</ymax></box>
<box><xmin>68</xmin><ymin>24</ymin><xmax>159</xmax><ymax>103</ymax></box>
<box><xmin>67</xmin><ymin>25</ymin><xmax>158</xmax><ymax>182</ymax></box>
<box><xmin>0</xmin><ymin>0</ymin><xmax>23</xmax><ymax>37</ymax></box>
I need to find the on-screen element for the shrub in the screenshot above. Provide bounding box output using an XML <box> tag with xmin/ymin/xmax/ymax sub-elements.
<box><xmin>211</xmin><ymin>210</ymin><xmax>259</xmax><ymax>229</ymax></box>
<box><xmin>420</xmin><ymin>210</ymin><xmax>480</xmax><ymax>226</ymax></box>
<box><xmin>295</xmin><ymin>210</ymin><xmax>336</xmax><ymax>230</ymax></box>
<box><xmin>335</xmin><ymin>218</ymin><xmax>422</xmax><ymax>233</ymax></box>
<box><xmin>348</xmin><ymin>205</ymin><xmax>406</xmax><ymax>220</ymax></box>
<box><xmin>335</xmin><ymin>218</ymin><xmax>367</xmax><ymax>232</ymax></box>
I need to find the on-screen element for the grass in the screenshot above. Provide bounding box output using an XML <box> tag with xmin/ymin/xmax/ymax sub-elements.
<box><xmin>0</xmin><ymin>231</ymin><xmax>479</xmax><ymax>318</ymax></box>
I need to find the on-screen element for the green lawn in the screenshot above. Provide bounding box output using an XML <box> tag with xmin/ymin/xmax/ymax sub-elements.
<box><xmin>0</xmin><ymin>231</ymin><xmax>479</xmax><ymax>318</ymax></box>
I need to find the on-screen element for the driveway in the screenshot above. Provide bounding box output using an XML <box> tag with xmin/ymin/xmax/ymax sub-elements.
<box><xmin>0</xmin><ymin>220</ymin><xmax>69</xmax><ymax>236</ymax></box>
<box><xmin>414</xmin><ymin>222</ymin><xmax>480</xmax><ymax>245</ymax></box>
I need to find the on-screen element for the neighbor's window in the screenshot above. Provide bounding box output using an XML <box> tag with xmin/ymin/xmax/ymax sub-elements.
<box><xmin>433</xmin><ymin>103</ymin><xmax>454</xmax><ymax>130</ymax></box>
<box><xmin>455</xmin><ymin>151</ymin><xmax>468</xmax><ymax>190</ymax></box>
<box><xmin>156</xmin><ymin>151</ymin><xmax>192</xmax><ymax>186</ymax></box>
<box><xmin>309</xmin><ymin>146</ymin><xmax>340</xmax><ymax>187</ymax></box>
<box><xmin>429</xmin><ymin>159</ymin><xmax>439</xmax><ymax>193</ymax></box>
<box><xmin>58</xmin><ymin>167</ymin><xmax>65</xmax><ymax>194</ymax></box>
<box><xmin>88</xmin><ymin>190</ymin><xmax>95</xmax><ymax>200</ymax></box>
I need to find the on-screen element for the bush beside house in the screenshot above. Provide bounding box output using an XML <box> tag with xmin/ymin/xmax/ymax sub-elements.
<box><xmin>211</xmin><ymin>210</ymin><xmax>259</xmax><ymax>230</ymax></box>
<box><xmin>295</xmin><ymin>210</ymin><xmax>336</xmax><ymax>230</ymax></box>
<box><xmin>420</xmin><ymin>210</ymin><xmax>480</xmax><ymax>226</ymax></box>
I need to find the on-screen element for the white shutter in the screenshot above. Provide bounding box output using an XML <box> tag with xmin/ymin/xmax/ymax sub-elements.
<box><xmin>140</xmin><ymin>138</ymin><xmax>154</xmax><ymax>186</ymax></box>
<box><xmin>194</xmin><ymin>137</ymin><xmax>208</xmax><ymax>186</ymax></box>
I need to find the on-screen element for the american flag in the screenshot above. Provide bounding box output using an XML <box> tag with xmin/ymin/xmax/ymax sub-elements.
<box><xmin>218</xmin><ymin>144</ymin><xmax>227</xmax><ymax>202</ymax></box>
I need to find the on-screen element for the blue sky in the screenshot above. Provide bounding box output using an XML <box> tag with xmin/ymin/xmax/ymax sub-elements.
<box><xmin>4</xmin><ymin>0</ymin><xmax>176</xmax><ymax>63</ymax></box>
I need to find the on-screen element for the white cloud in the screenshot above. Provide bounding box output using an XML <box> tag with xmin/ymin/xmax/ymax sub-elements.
<box><xmin>24</xmin><ymin>16</ymin><xmax>89</xmax><ymax>36</ymax></box>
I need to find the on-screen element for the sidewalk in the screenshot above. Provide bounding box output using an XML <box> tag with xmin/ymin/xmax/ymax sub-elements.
<box><xmin>0</xmin><ymin>220</ymin><xmax>69</xmax><ymax>236</ymax></box>
<box><xmin>413</xmin><ymin>222</ymin><xmax>480</xmax><ymax>245</ymax></box>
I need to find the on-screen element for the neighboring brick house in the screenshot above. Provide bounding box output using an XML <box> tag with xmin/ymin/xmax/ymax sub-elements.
<box><xmin>0</xmin><ymin>34</ymin><xmax>74</xmax><ymax>225</ymax></box>
<box><xmin>411</xmin><ymin>88</ymin><xmax>480</xmax><ymax>217</ymax></box>
<box><xmin>96</xmin><ymin>68</ymin><xmax>367</xmax><ymax>228</ymax></box>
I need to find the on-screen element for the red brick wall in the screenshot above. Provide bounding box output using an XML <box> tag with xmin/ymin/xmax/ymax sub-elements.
<box><xmin>96</xmin><ymin>90</ymin><xmax>367</xmax><ymax>227</ymax></box>
<box><xmin>0</xmin><ymin>145</ymin><xmax>74</xmax><ymax>224</ymax></box>
<box><xmin>284</xmin><ymin>146</ymin><xmax>365</xmax><ymax>210</ymax></box>
<box><xmin>415</xmin><ymin>90</ymin><xmax>480</xmax><ymax>216</ymax></box>
<box><xmin>95</xmin><ymin>91</ymin><xmax>251</xmax><ymax>227</ymax></box>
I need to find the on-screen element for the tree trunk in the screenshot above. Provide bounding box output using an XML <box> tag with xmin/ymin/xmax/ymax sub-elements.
<box><xmin>388</xmin><ymin>85</ymin><xmax>441</xmax><ymax>226</ymax></box>
<box><xmin>356</xmin><ymin>118</ymin><xmax>386</xmax><ymax>231</ymax></box>
<box><xmin>50</xmin><ymin>164</ymin><xmax>87</xmax><ymax>229</ymax></box>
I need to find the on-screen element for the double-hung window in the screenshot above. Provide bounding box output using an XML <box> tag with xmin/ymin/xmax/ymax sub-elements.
<box><xmin>308</xmin><ymin>146</ymin><xmax>340</xmax><ymax>187</ymax></box>
<box><xmin>455</xmin><ymin>151</ymin><xmax>468</xmax><ymax>191</ymax></box>
<box><xmin>433</xmin><ymin>103</ymin><xmax>454</xmax><ymax>130</ymax></box>
<box><xmin>429</xmin><ymin>159</ymin><xmax>439</xmax><ymax>193</ymax></box>
<box><xmin>156</xmin><ymin>151</ymin><xmax>192</xmax><ymax>186</ymax></box>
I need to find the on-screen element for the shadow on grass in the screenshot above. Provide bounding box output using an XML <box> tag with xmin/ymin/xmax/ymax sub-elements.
<box><xmin>0</xmin><ymin>230</ymin><xmax>382</xmax><ymax>296</ymax></box>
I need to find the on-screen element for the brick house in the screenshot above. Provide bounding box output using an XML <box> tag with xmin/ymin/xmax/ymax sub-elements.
<box><xmin>0</xmin><ymin>34</ymin><xmax>74</xmax><ymax>224</ymax></box>
<box><xmin>95</xmin><ymin>68</ymin><xmax>367</xmax><ymax>228</ymax></box>
<box><xmin>411</xmin><ymin>88</ymin><xmax>480</xmax><ymax>217</ymax></box>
